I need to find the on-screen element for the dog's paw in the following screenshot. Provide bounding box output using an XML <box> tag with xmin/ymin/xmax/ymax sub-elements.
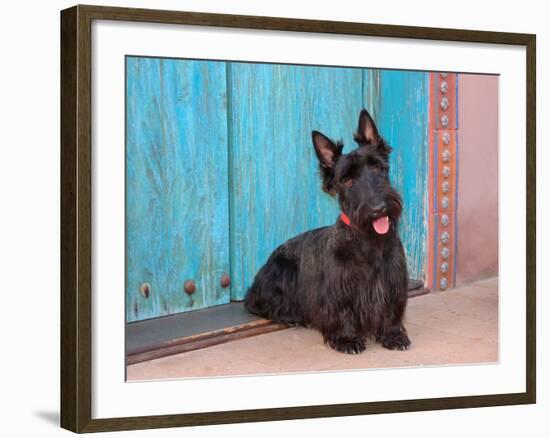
<box><xmin>328</xmin><ymin>338</ymin><xmax>366</xmax><ymax>355</ymax></box>
<box><xmin>379</xmin><ymin>332</ymin><xmax>411</xmax><ymax>351</ymax></box>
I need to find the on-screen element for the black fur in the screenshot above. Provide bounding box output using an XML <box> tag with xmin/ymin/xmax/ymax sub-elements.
<box><xmin>245</xmin><ymin>109</ymin><xmax>410</xmax><ymax>354</ymax></box>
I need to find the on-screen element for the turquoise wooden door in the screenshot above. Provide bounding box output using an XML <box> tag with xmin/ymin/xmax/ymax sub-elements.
<box><xmin>126</xmin><ymin>57</ymin><xmax>230</xmax><ymax>322</ymax></box>
<box><xmin>126</xmin><ymin>57</ymin><xmax>429</xmax><ymax>321</ymax></box>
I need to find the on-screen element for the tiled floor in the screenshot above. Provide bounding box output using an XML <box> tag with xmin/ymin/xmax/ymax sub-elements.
<box><xmin>127</xmin><ymin>276</ymin><xmax>498</xmax><ymax>381</ymax></box>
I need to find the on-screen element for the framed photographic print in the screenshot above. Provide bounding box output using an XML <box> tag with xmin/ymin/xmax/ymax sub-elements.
<box><xmin>60</xmin><ymin>4</ymin><xmax>536</xmax><ymax>433</ymax></box>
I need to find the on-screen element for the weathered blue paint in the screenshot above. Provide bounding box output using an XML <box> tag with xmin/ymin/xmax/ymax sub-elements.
<box><xmin>364</xmin><ymin>70</ymin><xmax>429</xmax><ymax>280</ymax></box>
<box><xmin>227</xmin><ymin>63</ymin><xmax>363</xmax><ymax>300</ymax></box>
<box><xmin>126</xmin><ymin>58</ymin><xmax>430</xmax><ymax>320</ymax></box>
<box><xmin>126</xmin><ymin>57</ymin><xmax>230</xmax><ymax>322</ymax></box>
<box><xmin>363</xmin><ymin>69</ymin><xmax>381</xmax><ymax>122</ymax></box>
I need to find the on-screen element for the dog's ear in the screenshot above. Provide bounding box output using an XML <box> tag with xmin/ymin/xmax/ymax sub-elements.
<box><xmin>354</xmin><ymin>109</ymin><xmax>379</xmax><ymax>145</ymax></box>
<box><xmin>354</xmin><ymin>109</ymin><xmax>392</xmax><ymax>156</ymax></box>
<box><xmin>312</xmin><ymin>131</ymin><xmax>342</xmax><ymax>168</ymax></box>
<box><xmin>312</xmin><ymin>131</ymin><xmax>343</xmax><ymax>195</ymax></box>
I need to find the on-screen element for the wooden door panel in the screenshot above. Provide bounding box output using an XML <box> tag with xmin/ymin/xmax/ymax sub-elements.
<box><xmin>364</xmin><ymin>70</ymin><xmax>429</xmax><ymax>280</ymax></box>
<box><xmin>126</xmin><ymin>57</ymin><xmax>230</xmax><ymax>322</ymax></box>
<box><xmin>227</xmin><ymin>63</ymin><xmax>363</xmax><ymax>300</ymax></box>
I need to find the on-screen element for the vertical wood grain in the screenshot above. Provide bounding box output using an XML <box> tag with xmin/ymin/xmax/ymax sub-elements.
<box><xmin>364</xmin><ymin>70</ymin><xmax>429</xmax><ymax>281</ymax></box>
<box><xmin>60</xmin><ymin>6</ymin><xmax>78</xmax><ymax>431</ymax></box>
<box><xmin>228</xmin><ymin>63</ymin><xmax>363</xmax><ymax>300</ymax></box>
<box><xmin>363</xmin><ymin>69</ymin><xmax>381</xmax><ymax>121</ymax></box>
<box><xmin>126</xmin><ymin>57</ymin><xmax>230</xmax><ymax>321</ymax></box>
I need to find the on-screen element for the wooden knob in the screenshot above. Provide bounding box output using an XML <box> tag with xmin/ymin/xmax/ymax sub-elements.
<box><xmin>220</xmin><ymin>273</ymin><xmax>231</xmax><ymax>288</ymax></box>
<box><xmin>184</xmin><ymin>280</ymin><xmax>196</xmax><ymax>295</ymax></box>
<box><xmin>139</xmin><ymin>282</ymin><xmax>151</xmax><ymax>298</ymax></box>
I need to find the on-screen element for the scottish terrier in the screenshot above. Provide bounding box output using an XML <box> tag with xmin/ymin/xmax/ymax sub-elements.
<box><xmin>244</xmin><ymin>109</ymin><xmax>410</xmax><ymax>354</ymax></box>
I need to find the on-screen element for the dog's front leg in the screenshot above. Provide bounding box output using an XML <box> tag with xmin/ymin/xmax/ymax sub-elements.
<box><xmin>322</xmin><ymin>316</ymin><xmax>367</xmax><ymax>355</ymax></box>
<box><xmin>377</xmin><ymin>324</ymin><xmax>411</xmax><ymax>351</ymax></box>
<box><xmin>375</xmin><ymin>271</ymin><xmax>411</xmax><ymax>351</ymax></box>
<box><xmin>376</xmin><ymin>298</ymin><xmax>411</xmax><ymax>351</ymax></box>
<box><xmin>325</xmin><ymin>333</ymin><xmax>366</xmax><ymax>354</ymax></box>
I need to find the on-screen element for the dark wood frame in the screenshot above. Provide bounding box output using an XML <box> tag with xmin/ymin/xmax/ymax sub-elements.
<box><xmin>61</xmin><ymin>4</ymin><xmax>536</xmax><ymax>433</ymax></box>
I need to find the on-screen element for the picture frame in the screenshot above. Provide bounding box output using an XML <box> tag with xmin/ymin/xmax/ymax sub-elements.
<box><xmin>60</xmin><ymin>4</ymin><xmax>536</xmax><ymax>433</ymax></box>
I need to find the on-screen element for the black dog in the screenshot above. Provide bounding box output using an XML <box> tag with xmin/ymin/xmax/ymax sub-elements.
<box><xmin>244</xmin><ymin>109</ymin><xmax>410</xmax><ymax>354</ymax></box>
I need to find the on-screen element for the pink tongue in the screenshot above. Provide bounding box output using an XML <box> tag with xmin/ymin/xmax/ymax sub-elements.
<box><xmin>373</xmin><ymin>216</ymin><xmax>390</xmax><ymax>234</ymax></box>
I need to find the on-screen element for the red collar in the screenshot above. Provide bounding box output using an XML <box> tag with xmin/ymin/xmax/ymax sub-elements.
<box><xmin>340</xmin><ymin>212</ymin><xmax>352</xmax><ymax>227</ymax></box>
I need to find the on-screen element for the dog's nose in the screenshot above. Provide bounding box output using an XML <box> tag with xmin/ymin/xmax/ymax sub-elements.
<box><xmin>371</xmin><ymin>203</ymin><xmax>387</xmax><ymax>217</ymax></box>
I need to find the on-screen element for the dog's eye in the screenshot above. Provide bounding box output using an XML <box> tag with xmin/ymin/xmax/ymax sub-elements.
<box><xmin>342</xmin><ymin>178</ymin><xmax>353</xmax><ymax>188</ymax></box>
<box><xmin>367</xmin><ymin>158</ymin><xmax>383</xmax><ymax>172</ymax></box>
<box><xmin>371</xmin><ymin>164</ymin><xmax>387</xmax><ymax>173</ymax></box>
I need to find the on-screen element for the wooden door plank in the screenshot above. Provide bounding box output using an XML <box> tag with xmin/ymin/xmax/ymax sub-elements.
<box><xmin>126</xmin><ymin>57</ymin><xmax>230</xmax><ymax>321</ymax></box>
<box><xmin>228</xmin><ymin>63</ymin><xmax>363</xmax><ymax>300</ymax></box>
<box><xmin>364</xmin><ymin>70</ymin><xmax>429</xmax><ymax>281</ymax></box>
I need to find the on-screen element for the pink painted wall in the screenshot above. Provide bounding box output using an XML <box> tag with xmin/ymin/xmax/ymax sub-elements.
<box><xmin>456</xmin><ymin>74</ymin><xmax>499</xmax><ymax>284</ymax></box>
